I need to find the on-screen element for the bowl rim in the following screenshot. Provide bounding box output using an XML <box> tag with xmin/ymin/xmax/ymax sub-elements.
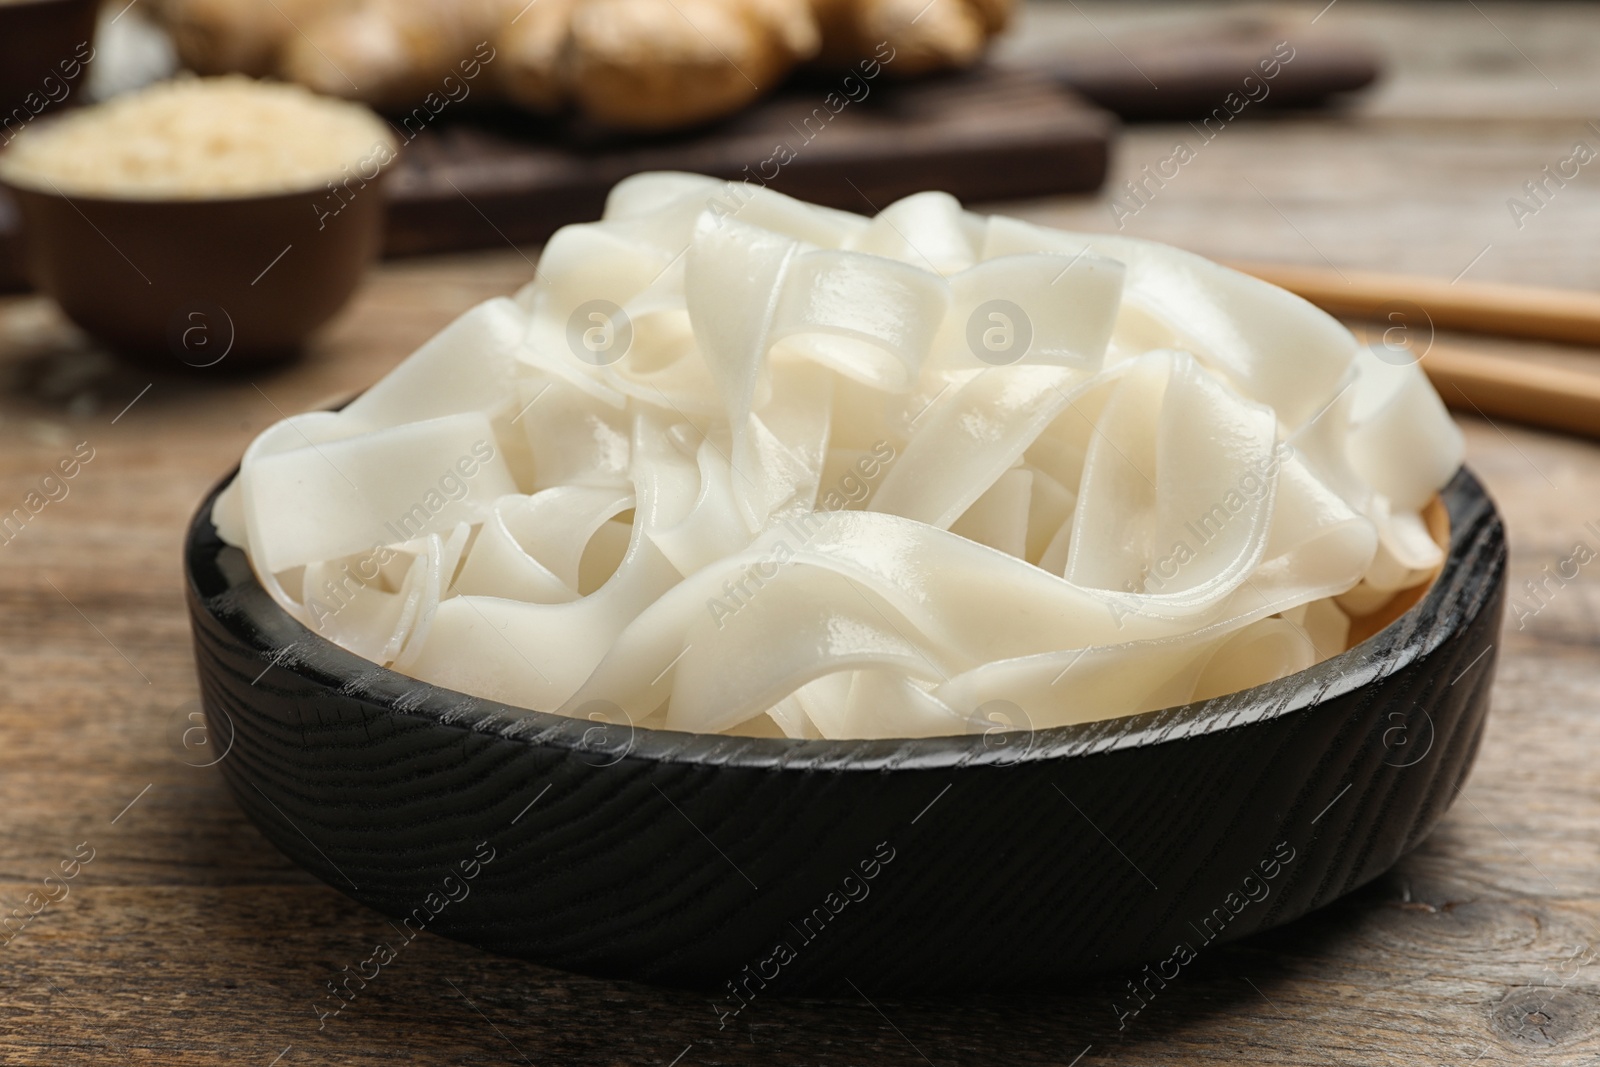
<box><xmin>0</xmin><ymin>108</ymin><xmax>397</xmax><ymax>208</ymax></box>
<box><xmin>0</xmin><ymin>168</ymin><xmax>392</xmax><ymax>210</ymax></box>
<box><xmin>187</xmin><ymin>465</ymin><xmax>1498</xmax><ymax>773</ymax></box>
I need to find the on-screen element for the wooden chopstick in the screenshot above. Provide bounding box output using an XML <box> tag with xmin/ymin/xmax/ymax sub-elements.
<box><xmin>1220</xmin><ymin>259</ymin><xmax>1600</xmax><ymax>438</ymax></box>
<box><xmin>1226</xmin><ymin>259</ymin><xmax>1600</xmax><ymax>348</ymax></box>
<box><xmin>1416</xmin><ymin>341</ymin><xmax>1600</xmax><ymax>440</ymax></box>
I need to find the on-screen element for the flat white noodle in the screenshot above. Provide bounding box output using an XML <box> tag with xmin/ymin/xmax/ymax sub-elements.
<box><xmin>343</xmin><ymin>298</ymin><xmax>526</xmax><ymax>429</ymax></box>
<box><xmin>930</xmin><ymin>253</ymin><xmax>1125</xmax><ymax>373</ymax></box>
<box><xmin>241</xmin><ymin>413</ymin><xmax>518</xmax><ymax>574</ymax></box>
<box><xmin>454</xmin><ymin>488</ymin><xmax>636</xmax><ymax>601</ymax></box>
<box><xmin>847</xmin><ymin>190</ymin><xmax>979</xmax><ymax>275</ymax></box>
<box><xmin>980</xmin><ymin>217</ymin><xmax>1357</xmax><ymax>430</ymax></box>
<box><xmin>218</xmin><ymin>172</ymin><xmax>1466</xmax><ymax>738</ymax></box>
<box><xmin>769</xmin><ymin>249</ymin><xmax>950</xmax><ymax>391</ymax></box>
<box><xmin>868</xmin><ymin>365</ymin><xmax>1090</xmax><ymax>529</ymax></box>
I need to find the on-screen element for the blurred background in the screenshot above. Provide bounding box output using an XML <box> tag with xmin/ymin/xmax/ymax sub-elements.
<box><xmin>4</xmin><ymin>2</ymin><xmax>1600</xmax><ymax>1065</ymax></box>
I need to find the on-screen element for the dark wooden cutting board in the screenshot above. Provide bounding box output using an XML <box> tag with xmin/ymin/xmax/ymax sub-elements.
<box><xmin>382</xmin><ymin>64</ymin><xmax>1111</xmax><ymax>258</ymax></box>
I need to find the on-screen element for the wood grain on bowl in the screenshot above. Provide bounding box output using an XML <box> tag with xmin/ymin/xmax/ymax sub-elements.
<box><xmin>184</xmin><ymin>466</ymin><xmax>1505</xmax><ymax>994</ymax></box>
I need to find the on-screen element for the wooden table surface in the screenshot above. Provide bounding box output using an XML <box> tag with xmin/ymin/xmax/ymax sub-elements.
<box><xmin>5</xmin><ymin>2</ymin><xmax>1600</xmax><ymax>1063</ymax></box>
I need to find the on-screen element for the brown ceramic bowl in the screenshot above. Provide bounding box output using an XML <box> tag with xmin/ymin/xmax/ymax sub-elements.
<box><xmin>0</xmin><ymin>0</ymin><xmax>97</xmax><ymax>123</ymax></box>
<box><xmin>1</xmin><ymin>171</ymin><xmax>388</xmax><ymax>369</ymax></box>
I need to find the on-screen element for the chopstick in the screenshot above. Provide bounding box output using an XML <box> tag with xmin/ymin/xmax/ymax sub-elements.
<box><xmin>1416</xmin><ymin>342</ymin><xmax>1600</xmax><ymax>441</ymax></box>
<box><xmin>1226</xmin><ymin>259</ymin><xmax>1600</xmax><ymax>347</ymax></box>
<box><xmin>1224</xmin><ymin>259</ymin><xmax>1600</xmax><ymax>439</ymax></box>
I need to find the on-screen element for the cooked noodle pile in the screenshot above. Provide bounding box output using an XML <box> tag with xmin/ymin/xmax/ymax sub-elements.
<box><xmin>216</xmin><ymin>172</ymin><xmax>1463</xmax><ymax>739</ymax></box>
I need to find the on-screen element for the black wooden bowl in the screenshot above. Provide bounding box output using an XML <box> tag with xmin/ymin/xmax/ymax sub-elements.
<box><xmin>185</xmin><ymin>467</ymin><xmax>1504</xmax><ymax>994</ymax></box>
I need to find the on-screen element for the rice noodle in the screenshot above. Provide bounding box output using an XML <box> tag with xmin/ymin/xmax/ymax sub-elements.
<box><xmin>215</xmin><ymin>173</ymin><xmax>1464</xmax><ymax>739</ymax></box>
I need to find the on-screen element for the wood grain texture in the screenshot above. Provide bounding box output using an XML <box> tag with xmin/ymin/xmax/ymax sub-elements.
<box><xmin>5</xmin><ymin>2</ymin><xmax>1600</xmax><ymax>1063</ymax></box>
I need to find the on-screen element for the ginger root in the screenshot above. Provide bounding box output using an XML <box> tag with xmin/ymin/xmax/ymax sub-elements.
<box><xmin>150</xmin><ymin>0</ymin><xmax>1011</xmax><ymax>130</ymax></box>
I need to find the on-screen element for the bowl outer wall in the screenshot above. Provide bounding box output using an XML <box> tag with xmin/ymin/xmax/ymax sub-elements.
<box><xmin>185</xmin><ymin>465</ymin><xmax>1505</xmax><ymax>994</ymax></box>
<box><xmin>4</xmin><ymin>174</ymin><xmax>385</xmax><ymax>361</ymax></box>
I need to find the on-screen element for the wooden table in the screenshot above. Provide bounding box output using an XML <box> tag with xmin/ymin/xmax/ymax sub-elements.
<box><xmin>5</xmin><ymin>2</ymin><xmax>1600</xmax><ymax>1063</ymax></box>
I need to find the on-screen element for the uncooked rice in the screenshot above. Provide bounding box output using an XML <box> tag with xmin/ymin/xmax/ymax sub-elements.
<box><xmin>0</xmin><ymin>75</ymin><xmax>397</xmax><ymax>199</ymax></box>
